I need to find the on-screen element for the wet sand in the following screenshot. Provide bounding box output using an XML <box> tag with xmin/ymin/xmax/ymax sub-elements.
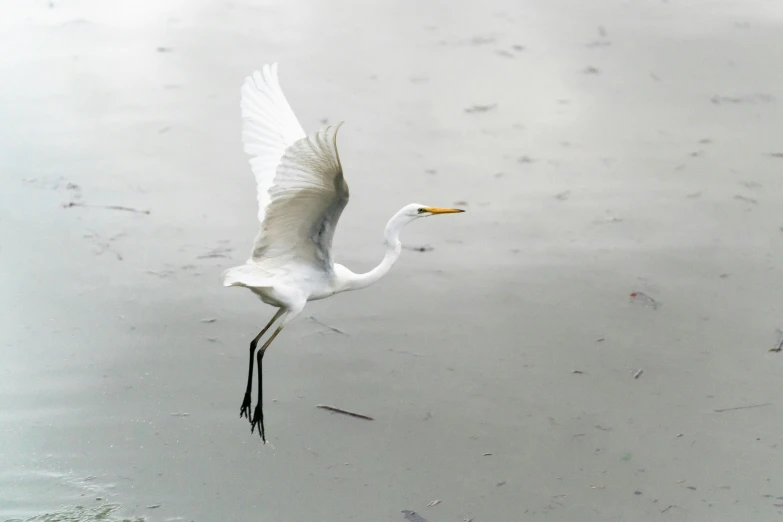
<box><xmin>2</xmin><ymin>0</ymin><xmax>783</xmax><ymax>520</ymax></box>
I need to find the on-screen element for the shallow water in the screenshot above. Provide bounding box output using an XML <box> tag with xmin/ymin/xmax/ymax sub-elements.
<box><xmin>2</xmin><ymin>0</ymin><xmax>783</xmax><ymax>520</ymax></box>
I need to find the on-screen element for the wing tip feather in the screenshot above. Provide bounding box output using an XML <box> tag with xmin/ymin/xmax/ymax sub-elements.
<box><xmin>242</xmin><ymin>62</ymin><xmax>280</xmax><ymax>92</ymax></box>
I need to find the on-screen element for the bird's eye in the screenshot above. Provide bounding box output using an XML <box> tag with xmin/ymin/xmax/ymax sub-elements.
<box><xmin>417</xmin><ymin>208</ymin><xmax>426</xmax><ymax>214</ymax></box>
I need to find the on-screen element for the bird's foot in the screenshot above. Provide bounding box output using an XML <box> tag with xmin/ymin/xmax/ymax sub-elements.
<box><xmin>239</xmin><ymin>392</ymin><xmax>253</xmax><ymax>422</ymax></box>
<box><xmin>250</xmin><ymin>404</ymin><xmax>266</xmax><ymax>443</ymax></box>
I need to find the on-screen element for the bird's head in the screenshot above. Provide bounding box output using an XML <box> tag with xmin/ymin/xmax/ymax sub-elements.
<box><xmin>403</xmin><ymin>203</ymin><xmax>465</xmax><ymax>219</ymax></box>
<box><xmin>385</xmin><ymin>203</ymin><xmax>465</xmax><ymax>243</ymax></box>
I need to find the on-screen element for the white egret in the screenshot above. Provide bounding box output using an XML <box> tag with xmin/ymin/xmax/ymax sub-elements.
<box><xmin>223</xmin><ymin>63</ymin><xmax>465</xmax><ymax>442</ymax></box>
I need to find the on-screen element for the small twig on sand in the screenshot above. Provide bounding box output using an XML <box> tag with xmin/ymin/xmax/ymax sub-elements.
<box><xmin>83</xmin><ymin>230</ymin><xmax>125</xmax><ymax>260</ymax></box>
<box><xmin>402</xmin><ymin>510</ymin><xmax>428</xmax><ymax>522</ymax></box>
<box><xmin>63</xmin><ymin>201</ymin><xmax>151</xmax><ymax>214</ymax></box>
<box><xmin>197</xmin><ymin>246</ymin><xmax>233</xmax><ymax>259</ymax></box>
<box><xmin>629</xmin><ymin>291</ymin><xmax>660</xmax><ymax>310</ymax></box>
<box><xmin>403</xmin><ymin>244</ymin><xmax>434</xmax><ymax>252</ymax></box>
<box><xmin>146</xmin><ymin>269</ymin><xmax>175</xmax><ymax>278</ymax></box>
<box><xmin>316</xmin><ymin>404</ymin><xmax>374</xmax><ymax>420</ymax></box>
<box><xmin>633</xmin><ymin>369</ymin><xmax>644</xmax><ymax>379</ymax></box>
<box><xmin>387</xmin><ymin>348</ymin><xmax>422</xmax><ymax>357</ymax></box>
<box><xmin>464</xmin><ymin>103</ymin><xmax>497</xmax><ymax>113</ymax></box>
<box><xmin>714</xmin><ymin>403</ymin><xmax>770</xmax><ymax>413</ymax></box>
<box><xmin>308</xmin><ymin>316</ymin><xmax>347</xmax><ymax>335</ymax></box>
<box><xmin>770</xmin><ymin>330</ymin><xmax>783</xmax><ymax>352</ymax></box>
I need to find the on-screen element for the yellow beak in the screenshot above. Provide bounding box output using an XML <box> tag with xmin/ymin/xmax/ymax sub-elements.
<box><xmin>423</xmin><ymin>207</ymin><xmax>465</xmax><ymax>215</ymax></box>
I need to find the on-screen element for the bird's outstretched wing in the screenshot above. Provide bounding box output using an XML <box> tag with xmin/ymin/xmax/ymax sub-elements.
<box><xmin>241</xmin><ymin>64</ymin><xmax>350</xmax><ymax>271</ymax></box>
<box><xmin>241</xmin><ymin>63</ymin><xmax>307</xmax><ymax>224</ymax></box>
<box><xmin>250</xmin><ymin>123</ymin><xmax>349</xmax><ymax>270</ymax></box>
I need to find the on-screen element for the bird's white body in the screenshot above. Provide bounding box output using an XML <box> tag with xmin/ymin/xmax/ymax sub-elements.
<box><xmin>224</xmin><ymin>223</ymin><xmax>405</xmax><ymax>309</ymax></box>
<box><xmin>238</xmin><ymin>263</ymin><xmax>361</xmax><ymax>307</ymax></box>
<box><xmin>230</xmin><ymin>262</ymin><xmax>356</xmax><ymax>305</ymax></box>
<box><xmin>223</xmin><ymin>63</ymin><xmax>463</xmax><ymax>441</ymax></box>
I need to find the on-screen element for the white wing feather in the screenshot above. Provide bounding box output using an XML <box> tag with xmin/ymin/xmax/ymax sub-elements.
<box><xmin>251</xmin><ymin>123</ymin><xmax>349</xmax><ymax>270</ymax></box>
<box><xmin>241</xmin><ymin>63</ymin><xmax>307</xmax><ymax>224</ymax></box>
<box><xmin>240</xmin><ymin>64</ymin><xmax>350</xmax><ymax>274</ymax></box>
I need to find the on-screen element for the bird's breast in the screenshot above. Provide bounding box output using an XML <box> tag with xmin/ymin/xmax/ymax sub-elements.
<box><xmin>307</xmin><ymin>288</ymin><xmax>336</xmax><ymax>302</ymax></box>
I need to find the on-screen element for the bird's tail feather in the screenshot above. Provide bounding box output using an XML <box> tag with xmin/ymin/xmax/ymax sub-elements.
<box><xmin>222</xmin><ymin>265</ymin><xmax>273</xmax><ymax>288</ymax></box>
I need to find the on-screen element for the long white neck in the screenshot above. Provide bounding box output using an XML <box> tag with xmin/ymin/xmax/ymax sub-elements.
<box><xmin>338</xmin><ymin>210</ymin><xmax>411</xmax><ymax>292</ymax></box>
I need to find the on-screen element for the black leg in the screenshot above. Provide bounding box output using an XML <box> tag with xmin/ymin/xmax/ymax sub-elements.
<box><xmin>251</xmin><ymin>324</ymin><xmax>284</xmax><ymax>443</ymax></box>
<box><xmin>239</xmin><ymin>339</ymin><xmax>257</xmax><ymax>422</ymax></box>
<box><xmin>240</xmin><ymin>309</ymin><xmax>283</xmax><ymax>422</ymax></box>
<box><xmin>252</xmin><ymin>348</ymin><xmax>266</xmax><ymax>442</ymax></box>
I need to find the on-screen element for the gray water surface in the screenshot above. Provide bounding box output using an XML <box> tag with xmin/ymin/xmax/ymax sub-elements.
<box><xmin>2</xmin><ymin>0</ymin><xmax>783</xmax><ymax>520</ymax></box>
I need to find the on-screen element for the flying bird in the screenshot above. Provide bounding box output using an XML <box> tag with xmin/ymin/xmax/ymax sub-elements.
<box><xmin>223</xmin><ymin>63</ymin><xmax>465</xmax><ymax>442</ymax></box>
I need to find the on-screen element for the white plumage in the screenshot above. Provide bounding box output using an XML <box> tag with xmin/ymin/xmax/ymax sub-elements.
<box><xmin>241</xmin><ymin>63</ymin><xmax>306</xmax><ymax>224</ymax></box>
<box><xmin>223</xmin><ymin>63</ymin><xmax>465</xmax><ymax>443</ymax></box>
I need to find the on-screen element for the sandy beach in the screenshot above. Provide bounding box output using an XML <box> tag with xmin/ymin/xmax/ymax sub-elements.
<box><xmin>2</xmin><ymin>0</ymin><xmax>783</xmax><ymax>520</ymax></box>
